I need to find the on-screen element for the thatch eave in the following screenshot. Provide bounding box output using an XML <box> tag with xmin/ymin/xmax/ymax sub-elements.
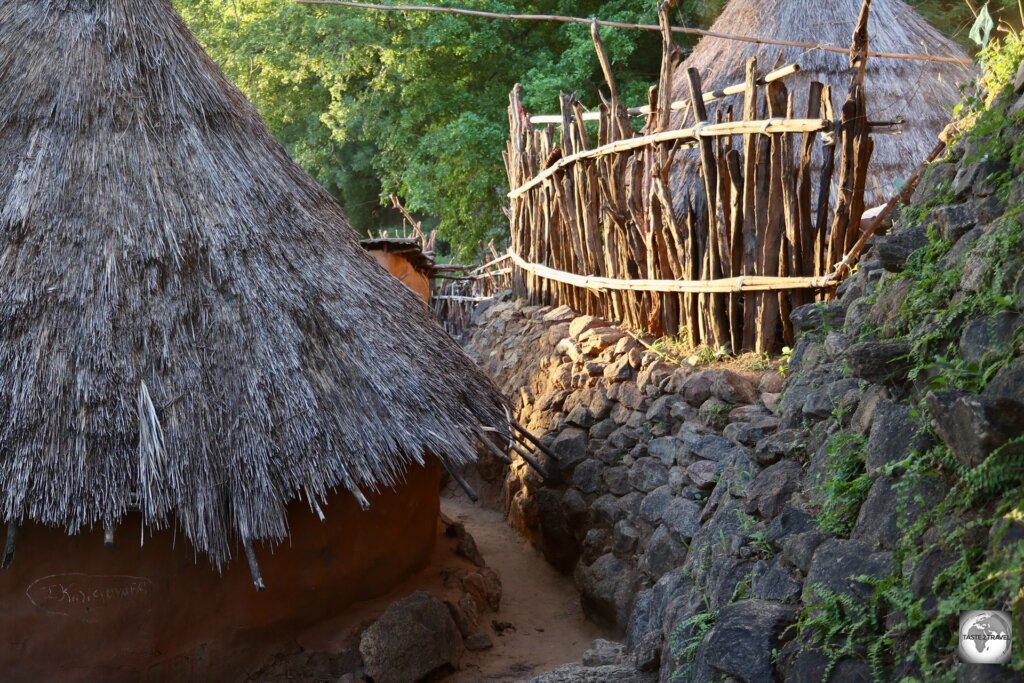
<box><xmin>0</xmin><ymin>0</ymin><xmax>507</xmax><ymax>566</ymax></box>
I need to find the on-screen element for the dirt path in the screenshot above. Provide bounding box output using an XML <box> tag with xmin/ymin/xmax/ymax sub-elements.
<box><xmin>440</xmin><ymin>497</ymin><xmax>611</xmax><ymax>682</ymax></box>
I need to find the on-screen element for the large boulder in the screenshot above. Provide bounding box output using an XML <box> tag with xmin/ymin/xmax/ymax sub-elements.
<box><xmin>866</xmin><ymin>399</ymin><xmax>930</xmax><ymax>475</ymax></box>
<box><xmin>804</xmin><ymin>539</ymin><xmax>894</xmax><ymax>603</ymax></box>
<box><xmin>875</xmin><ymin>225</ymin><xmax>928</xmax><ymax>271</ymax></box>
<box><xmin>790</xmin><ymin>302</ymin><xmax>846</xmax><ymax>333</ymax></box>
<box><xmin>536</xmin><ymin>488</ymin><xmax>579</xmax><ymax>572</ymax></box>
<box><xmin>640</xmin><ymin>525</ymin><xmax>687</xmax><ymax>579</ymax></box>
<box><xmin>577</xmin><ymin>553</ymin><xmax>641</xmax><ymax>631</ymax></box>
<box><xmin>925</xmin><ymin>390</ymin><xmax>1024</xmax><ymax>467</ymax></box>
<box><xmin>959</xmin><ymin>312</ymin><xmax>1024</xmax><ymax>363</ymax></box>
<box><xmin>691</xmin><ymin>599</ymin><xmax>796</xmax><ymax>682</ymax></box>
<box><xmin>851</xmin><ymin>474</ymin><xmax>947</xmax><ymax>550</ymax></box>
<box><xmin>359</xmin><ymin>591</ymin><xmax>463</xmax><ymax>683</ymax></box>
<box><xmin>845</xmin><ymin>341</ymin><xmax>912</xmax><ymax>384</ymax></box>
<box><xmin>744</xmin><ymin>460</ymin><xmax>803</xmax><ymax>520</ymax></box>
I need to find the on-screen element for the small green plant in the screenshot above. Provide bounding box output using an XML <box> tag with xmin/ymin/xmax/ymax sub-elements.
<box><xmin>669</xmin><ymin>607</ymin><xmax>718</xmax><ymax>681</ymax></box>
<box><xmin>793</xmin><ymin>582</ymin><xmax>882</xmax><ymax>679</ymax></box>
<box><xmin>748</xmin><ymin>529</ymin><xmax>775</xmax><ymax>559</ymax></box>
<box><xmin>690</xmin><ymin>345</ymin><xmax>730</xmax><ymax>366</ymax></box>
<box><xmin>778</xmin><ymin>345</ymin><xmax>794</xmax><ymax>376</ymax></box>
<box><xmin>816</xmin><ymin>430</ymin><xmax>871</xmax><ymax>537</ymax></box>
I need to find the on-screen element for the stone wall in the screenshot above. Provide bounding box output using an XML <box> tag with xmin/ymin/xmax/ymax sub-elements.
<box><xmin>464</xmin><ymin>94</ymin><xmax>1024</xmax><ymax>680</ymax></box>
<box><xmin>463</xmin><ymin>301</ymin><xmax>799</xmax><ymax>668</ymax></box>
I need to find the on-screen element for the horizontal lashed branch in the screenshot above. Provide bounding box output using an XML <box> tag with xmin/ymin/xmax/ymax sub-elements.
<box><xmin>508</xmin><ymin>118</ymin><xmax>831</xmax><ymax>198</ymax></box>
<box><xmin>528</xmin><ymin>64</ymin><xmax>800</xmax><ymax>124</ymax></box>
<box><xmin>508</xmin><ymin>250</ymin><xmax>835</xmax><ymax>293</ymax></box>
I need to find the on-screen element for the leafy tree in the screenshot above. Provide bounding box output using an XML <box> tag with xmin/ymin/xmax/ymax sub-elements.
<box><xmin>175</xmin><ymin>0</ymin><xmax>988</xmax><ymax>258</ymax></box>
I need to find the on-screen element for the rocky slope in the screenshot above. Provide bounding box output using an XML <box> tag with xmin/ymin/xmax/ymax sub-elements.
<box><xmin>462</xmin><ymin>63</ymin><xmax>1024</xmax><ymax>682</ymax></box>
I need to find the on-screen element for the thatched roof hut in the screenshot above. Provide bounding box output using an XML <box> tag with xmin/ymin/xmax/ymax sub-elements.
<box><xmin>670</xmin><ymin>0</ymin><xmax>975</xmax><ymax>208</ymax></box>
<box><xmin>361</xmin><ymin>237</ymin><xmax>436</xmax><ymax>302</ymax></box>
<box><xmin>0</xmin><ymin>0</ymin><xmax>506</xmax><ymax>566</ymax></box>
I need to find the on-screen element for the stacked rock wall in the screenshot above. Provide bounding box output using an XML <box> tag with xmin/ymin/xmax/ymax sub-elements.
<box><xmin>464</xmin><ymin>87</ymin><xmax>1024</xmax><ymax>679</ymax></box>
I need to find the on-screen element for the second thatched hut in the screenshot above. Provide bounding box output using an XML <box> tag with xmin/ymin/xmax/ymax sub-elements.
<box><xmin>670</xmin><ymin>0</ymin><xmax>975</xmax><ymax>210</ymax></box>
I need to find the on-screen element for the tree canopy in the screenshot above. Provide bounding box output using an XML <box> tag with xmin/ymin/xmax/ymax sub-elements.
<box><xmin>175</xmin><ymin>0</ymin><xmax>1007</xmax><ymax>259</ymax></box>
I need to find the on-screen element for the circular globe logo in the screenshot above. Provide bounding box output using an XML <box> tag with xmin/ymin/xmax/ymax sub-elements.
<box><xmin>958</xmin><ymin>610</ymin><xmax>1012</xmax><ymax>665</ymax></box>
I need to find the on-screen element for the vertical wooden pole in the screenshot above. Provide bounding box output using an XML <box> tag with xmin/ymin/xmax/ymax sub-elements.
<box><xmin>740</xmin><ymin>57</ymin><xmax>759</xmax><ymax>352</ymax></box>
<box><xmin>686</xmin><ymin>67</ymin><xmax>728</xmax><ymax>349</ymax></box>
<box><xmin>726</xmin><ymin>149</ymin><xmax>744</xmax><ymax>353</ymax></box>
<box><xmin>815</xmin><ymin>86</ymin><xmax>836</xmax><ymax>278</ymax></box>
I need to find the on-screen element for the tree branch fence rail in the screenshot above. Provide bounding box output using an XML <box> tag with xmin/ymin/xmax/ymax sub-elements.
<box><xmin>504</xmin><ymin>0</ymin><xmax>881</xmax><ymax>353</ymax></box>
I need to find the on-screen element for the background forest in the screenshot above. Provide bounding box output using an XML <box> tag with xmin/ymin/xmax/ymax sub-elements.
<box><xmin>175</xmin><ymin>0</ymin><xmax>1016</xmax><ymax>258</ymax></box>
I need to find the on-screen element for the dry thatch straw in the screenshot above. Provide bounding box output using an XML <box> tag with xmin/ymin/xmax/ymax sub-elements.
<box><xmin>669</xmin><ymin>0</ymin><xmax>976</xmax><ymax>209</ymax></box>
<box><xmin>0</xmin><ymin>0</ymin><xmax>507</xmax><ymax>566</ymax></box>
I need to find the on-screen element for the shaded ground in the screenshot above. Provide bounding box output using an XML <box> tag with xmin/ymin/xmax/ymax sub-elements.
<box><xmin>249</xmin><ymin>495</ymin><xmax>606</xmax><ymax>682</ymax></box>
<box><xmin>439</xmin><ymin>498</ymin><xmax>610</xmax><ymax>682</ymax></box>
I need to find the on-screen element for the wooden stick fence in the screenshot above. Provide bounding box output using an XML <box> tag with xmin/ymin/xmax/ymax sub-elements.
<box><xmin>432</xmin><ymin>250</ymin><xmax>512</xmax><ymax>337</ymax></box>
<box><xmin>504</xmin><ymin>0</ymin><xmax>880</xmax><ymax>353</ymax></box>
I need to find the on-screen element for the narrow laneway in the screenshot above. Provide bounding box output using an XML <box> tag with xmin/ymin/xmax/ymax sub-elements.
<box><xmin>440</xmin><ymin>498</ymin><xmax>611</xmax><ymax>682</ymax></box>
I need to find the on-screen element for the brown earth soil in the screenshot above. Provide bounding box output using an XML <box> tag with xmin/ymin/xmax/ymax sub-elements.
<box><xmin>269</xmin><ymin>495</ymin><xmax>607</xmax><ymax>682</ymax></box>
<box><xmin>438</xmin><ymin>497</ymin><xmax>610</xmax><ymax>682</ymax></box>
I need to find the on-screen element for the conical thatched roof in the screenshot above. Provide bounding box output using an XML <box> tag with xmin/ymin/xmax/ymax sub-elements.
<box><xmin>0</xmin><ymin>0</ymin><xmax>506</xmax><ymax>564</ymax></box>
<box><xmin>670</xmin><ymin>0</ymin><xmax>975</xmax><ymax>208</ymax></box>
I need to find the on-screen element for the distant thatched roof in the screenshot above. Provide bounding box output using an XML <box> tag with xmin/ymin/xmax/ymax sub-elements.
<box><xmin>670</xmin><ymin>0</ymin><xmax>975</xmax><ymax>209</ymax></box>
<box><xmin>360</xmin><ymin>237</ymin><xmax>436</xmax><ymax>277</ymax></box>
<box><xmin>0</xmin><ymin>0</ymin><xmax>506</xmax><ymax>564</ymax></box>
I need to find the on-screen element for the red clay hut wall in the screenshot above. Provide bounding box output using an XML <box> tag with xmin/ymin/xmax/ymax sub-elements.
<box><xmin>368</xmin><ymin>250</ymin><xmax>432</xmax><ymax>302</ymax></box>
<box><xmin>0</xmin><ymin>458</ymin><xmax>441</xmax><ymax>682</ymax></box>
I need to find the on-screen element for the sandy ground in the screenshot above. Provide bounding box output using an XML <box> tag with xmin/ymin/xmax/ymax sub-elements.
<box><xmin>275</xmin><ymin>495</ymin><xmax>608</xmax><ymax>682</ymax></box>
<box><xmin>439</xmin><ymin>498</ymin><xmax>610</xmax><ymax>683</ymax></box>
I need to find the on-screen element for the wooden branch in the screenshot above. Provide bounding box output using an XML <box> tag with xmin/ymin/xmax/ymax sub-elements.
<box><xmin>295</xmin><ymin>0</ymin><xmax>973</xmax><ymax>65</ymax></box>
<box><xmin>389</xmin><ymin>193</ymin><xmax>426</xmax><ymax>242</ymax></box>
<box><xmin>441</xmin><ymin>459</ymin><xmax>479</xmax><ymax>502</ymax></box>
<box><xmin>432</xmin><ymin>294</ymin><xmax>496</xmax><ymax>302</ymax></box>
<box><xmin>475</xmin><ymin>429</ymin><xmax>513</xmax><ymax>464</ymax></box>
<box><xmin>479</xmin><ymin>428</ymin><xmax>548</xmax><ymax>479</ymax></box>
<box><xmin>590</xmin><ymin>20</ymin><xmax>619</xmax><ymax>109</ymax></box>
<box><xmin>509</xmin><ymin>249</ymin><xmax>833</xmax><ymax>293</ymax></box>
<box><xmin>529</xmin><ymin>64</ymin><xmax>800</xmax><ymax>124</ymax></box>
<box><xmin>243</xmin><ymin>539</ymin><xmax>266</xmax><ymax>592</ymax></box>
<box><xmin>2</xmin><ymin>523</ymin><xmax>16</xmax><ymax>569</ymax></box>
<box><xmin>510</xmin><ymin>419</ymin><xmax>559</xmax><ymax>462</ymax></box>
<box><xmin>508</xmin><ymin>118</ymin><xmax>832</xmax><ymax>198</ymax></box>
<box><xmin>832</xmin><ymin>139</ymin><xmax>946</xmax><ymax>279</ymax></box>
<box><xmin>687</xmin><ymin>67</ymin><xmax>729</xmax><ymax>347</ymax></box>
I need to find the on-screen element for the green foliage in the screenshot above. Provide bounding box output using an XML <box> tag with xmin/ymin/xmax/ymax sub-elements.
<box><xmin>909</xmin><ymin>0</ymin><xmax>1023</xmax><ymax>52</ymax></box>
<box><xmin>961</xmin><ymin>435</ymin><xmax>1024</xmax><ymax>503</ymax></box>
<box><xmin>174</xmin><ymin>0</ymin><xmax>725</xmax><ymax>257</ymax></box>
<box><xmin>898</xmin><ymin>216</ymin><xmax>1024</xmax><ymax>392</ymax></box>
<box><xmin>816</xmin><ymin>430</ymin><xmax>872</xmax><ymax>537</ymax></box>
<box><xmin>173</xmin><ymin>1</ymin><xmax>999</xmax><ymax>258</ymax></box>
<box><xmin>795</xmin><ymin>581</ymin><xmax>889</xmax><ymax>680</ymax></box>
<box><xmin>793</xmin><ymin>35</ymin><xmax>1024</xmax><ymax>681</ymax></box>
<box><xmin>669</xmin><ymin>606</ymin><xmax>718</xmax><ymax>681</ymax></box>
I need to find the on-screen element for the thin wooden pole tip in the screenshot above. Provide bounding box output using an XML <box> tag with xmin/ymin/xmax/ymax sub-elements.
<box><xmin>476</xmin><ymin>430</ymin><xmax>513</xmax><ymax>465</ymax></box>
<box><xmin>441</xmin><ymin>459</ymin><xmax>479</xmax><ymax>502</ymax></box>
<box><xmin>2</xmin><ymin>523</ymin><xmax>16</xmax><ymax>569</ymax></box>
<box><xmin>243</xmin><ymin>539</ymin><xmax>266</xmax><ymax>592</ymax></box>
